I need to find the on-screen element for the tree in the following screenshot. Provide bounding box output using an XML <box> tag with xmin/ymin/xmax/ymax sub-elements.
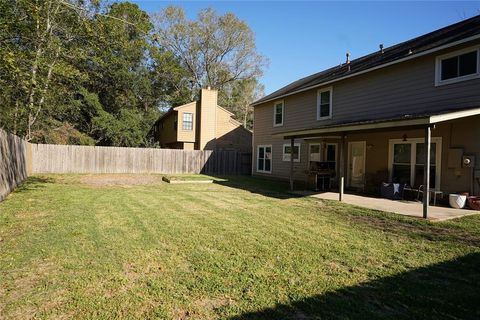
<box><xmin>0</xmin><ymin>1</ymin><xmax>190</xmax><ymax>146</ymax></box>
<box><xmin>152</xmin><ymin>6</ymin><xmax>267</xmax><ymax>99</ymax></box>
<box><xmin>221</xmin><ymin>79</ymin><xmax>264</xmax><ymax>130</ymax></box>
<box><xmin>0</xmin><ymin>0</ymin><xmax>89</xmax><ymax>140</ymax></box>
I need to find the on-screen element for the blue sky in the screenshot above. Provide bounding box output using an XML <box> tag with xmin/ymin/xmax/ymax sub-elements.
<box><xmin>131</xmin><ymin>1</ymin><xmax>480</xmax><ymax>95</ymax></box>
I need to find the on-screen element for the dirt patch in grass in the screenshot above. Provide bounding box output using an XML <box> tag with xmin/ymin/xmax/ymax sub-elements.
<box><xmin>80</xmin><ymin>174</ymin><xmax>163</xmax><ymax>186</ymax></box>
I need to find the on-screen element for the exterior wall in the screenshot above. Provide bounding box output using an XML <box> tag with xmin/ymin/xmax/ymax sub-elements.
<box><xmin>254</xmin><ymin>39</ymin><xmax>480</xmax><ymax>135</ymax></box>
<box><xmin>176</xmin><ymin>102</ymin><xmax>197</xmax><ymax>143</ymax></box>
<box><xmin>198</xmin><ymin>88</ymin><xmax>218</xmax><ymax>150</ymax></box>
<box><xmin>183</xmin><ymin>142</ymin><xmax>195</xmax><ymax>150</ymax></box>
<box><xmin>156</xmin><ymin>111</ymin><xmax>178</xmax><ymax>146</ymax></box>
<box><xmin>253</xmin><ymin>39</ymin><xmax>480</xmax><ymax>193</ymax></box>
<box><xmin>253</xmin><ymin>116</ymin><xmax>480</xmax><ymax>195</ymax></box>
<box><xmin>215</xmin><ymin>107</ymin><xmax>252</xmax><ymax>152</ymax></box>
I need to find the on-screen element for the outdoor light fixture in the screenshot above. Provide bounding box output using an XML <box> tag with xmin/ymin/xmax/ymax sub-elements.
<box><xmin>402</xmin><ymin>134</ymin><xmax>408</xmax><ymax>141</ymax></box>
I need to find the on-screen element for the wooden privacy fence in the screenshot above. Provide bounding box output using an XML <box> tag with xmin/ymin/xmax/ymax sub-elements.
<box><xmin>0</xmin><ymin>129</ymin><xmax>29</xmax><ymax>201</ymax></box>
<box><xmin>31</xmin><ymin>144</ymin><xmax>252</xmax><ymax>175</ymax></box>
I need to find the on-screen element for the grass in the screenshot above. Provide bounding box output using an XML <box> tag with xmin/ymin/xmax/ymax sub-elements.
<box><xmin>0</xmin><ymin>175</ymin><xmax>479</xmax><ymax>319</ymax></box>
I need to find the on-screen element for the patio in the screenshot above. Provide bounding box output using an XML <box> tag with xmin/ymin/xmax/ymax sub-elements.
<box><xmin>308</xmin><ymin>191</ymin><xmax>478</xmax><ymax>221</ymax></box>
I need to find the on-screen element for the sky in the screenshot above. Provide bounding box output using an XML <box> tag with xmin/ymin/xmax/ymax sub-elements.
<box><xmin>131</xmin><ymin>1</ymin><xmax>480</xmax><ymax>95</ymax></box>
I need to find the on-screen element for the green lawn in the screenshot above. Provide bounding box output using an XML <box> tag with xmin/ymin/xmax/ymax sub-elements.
<box><xmin>0</xmin><ymin>175</ymin><xmax>479</xmax><ymax>319</ymax></box>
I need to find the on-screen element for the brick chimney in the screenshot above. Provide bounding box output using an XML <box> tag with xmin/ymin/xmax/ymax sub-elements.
<box><xmin>198</xmin><ymin>88</ymin><xmax>217</xmax><ymax>150</ymax></box>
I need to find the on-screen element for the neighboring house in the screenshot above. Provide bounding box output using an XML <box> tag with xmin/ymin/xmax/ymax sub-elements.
<box><xmin>252</xmin><ymin>15</ymin><xmax>480</xmax><ymax>200</ymax></box>
<box><xmin>152</xmin><ymin>88</ymin><xmax>252</xmax><ymax>152</ymax></box>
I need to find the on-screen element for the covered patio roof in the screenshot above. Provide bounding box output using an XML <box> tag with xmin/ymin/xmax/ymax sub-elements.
<box><xmin>275</xmin><ymin>106</ymin><xmax>480</xmax><ymax>139</ymax></box>
<box><xmin>282</xmin><ymin>106</ymin><xmax>480</xmax><ymax>219</ymax></box>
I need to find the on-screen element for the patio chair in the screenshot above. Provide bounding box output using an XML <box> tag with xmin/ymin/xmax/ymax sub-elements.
<box><xmin>380</xmin><ymin>182</ymin><xmax>405</xmax><ymax>200</ymax></box>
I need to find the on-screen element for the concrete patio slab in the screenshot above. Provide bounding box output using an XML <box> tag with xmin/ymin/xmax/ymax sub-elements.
<box><xmin>302</xmin><ymin>192</ymin><xmax>479</xmax><ymax>221</ymax></box>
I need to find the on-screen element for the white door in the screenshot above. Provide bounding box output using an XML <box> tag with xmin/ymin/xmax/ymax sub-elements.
<box><xmin>348</xmin><ymin>141</ymin><xmax>366</xmax><ymax>189</ymax></box>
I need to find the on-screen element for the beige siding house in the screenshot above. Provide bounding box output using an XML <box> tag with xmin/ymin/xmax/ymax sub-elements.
<box><xmin>252</xmin><ymin>15</ymin><xmax>480</xmax><ymax>215</ymax></box>
<box><xmin>153</xmin><ymin>88</ymin><xmax>252</xmax><ymax>152</ymax></box>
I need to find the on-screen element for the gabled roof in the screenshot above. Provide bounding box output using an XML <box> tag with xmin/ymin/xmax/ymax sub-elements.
<box><xmin>253</xmin><ymin>15</ymin><xmax>480</xmax><ymax>106</ymax></box>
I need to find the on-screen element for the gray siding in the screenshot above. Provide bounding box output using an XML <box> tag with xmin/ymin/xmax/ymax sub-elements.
<box><xmin>253</xmin><ymin>40</ymin><xmax>480</xmax><ymax>191</ymax></box>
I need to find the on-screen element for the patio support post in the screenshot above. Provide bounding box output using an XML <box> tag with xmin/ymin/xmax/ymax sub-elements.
<box><xmin>290</xmin><ymin>137</ymin><xmax>294</xmax><ymax>191</ymax></box>
<box><xmin>339</xmin><ymin>134</ymin><xmax>345</xmax><ymax>201</ymax></box>
<box><xmin>423</xmin><ymin>125</ymin><xmax>432</xmax><ymax>219</ymax></box>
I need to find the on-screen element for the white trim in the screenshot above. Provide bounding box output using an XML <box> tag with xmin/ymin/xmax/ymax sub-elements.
<box><xmin>347</xmin><ymin>141</ymin><xmax>366</xmax><ymax>189</ymax></box>
<box><xmin>430</xmin><ymin>107</ymin><xmax>480</xmax><ymax>123</ymax></box>
<box><xmin>316</xmin><ymin>87</ymin><xmax>333</xmax><ymax>120</ymax></box>
<box><xmin>251</xmin><ymin>33</ymin><xmax>480</xmax><ymax>107</ymax></box>
<box><xmin>251</xmin><ymin>107</ymin><xmax>255</xmax><ymax>175</ymax></box>
<box><xmin>283</xmin><ymin>143</ymin><xmax>301</xmax><ymax>162</ymax></box>
<box><xmin>256</xmin><ymin>145</ymin><xmax>272</xmax><ymax>173</ymax></box>
<box><xmin>387</xmin><ymin>137</ymin><xmax>442</xmax><ymax>190</ymax></box>
<box><xmin>435</xmin><ymin>45</ymin><xmax>480</xmax><ymax>86</ymax></box>
<box><xmin>273</xmin><ymin>100</ymin><xmax>284</xmax><ymax>127</ymax></box>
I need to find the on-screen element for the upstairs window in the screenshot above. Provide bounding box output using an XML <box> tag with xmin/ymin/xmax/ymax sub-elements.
<box><xmin>182</xmin><ymin>112</ymin><xmax>193</xmax><ymax>130</ymax></box>
<box><xmin>436</xmin><ymin>47</ymin><xmax>479</xmax><ymax>86</ymax></box>
<box><xmin>317</xmin><ymin>87</ymin><xmax>332</xmax><ymax>120</ymax></box>
<box><xmin>273</xmin><ymin>101</ymin><xmax>284</xmax><ymax>126</ymax></box>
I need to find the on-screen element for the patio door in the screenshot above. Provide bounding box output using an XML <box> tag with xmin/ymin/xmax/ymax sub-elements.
<box><xmin>348</xmin><ymin>141</ymin><xmax>366</xmax><ymax>189</ymax></box>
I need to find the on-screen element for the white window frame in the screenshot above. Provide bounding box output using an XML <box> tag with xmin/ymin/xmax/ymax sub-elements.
<box><xmin>257</xmin><ymin>145</ymin><xmax>272</xmax><ymax>173</ymax></box>
<box><xmin>182</xmin><ymin>112</ymin><xmax>193</xmax><ymax>131</ymax></box>
<box><xmin>435</xmin><ymin>45</ymin><xmax>480</xmax><ymax>86</ymax></box>
<box><xmin>273</xmin><ymin>100</ymin><xmax>284</xmax><ymax>127</ymax></box>
<box><xmin>387</xmin><ymin>137</ymin><xmax>442</xmax><ymax>190</ymax></box>
<box><xmin>283</xmin><ymin>143</ymin><xmax>301</xmax><ymax>162</ymax></box>
<box><xmin>316</xmin><ymin>87</ymin><xmax>333</xmax><ymax>120</ymax></box>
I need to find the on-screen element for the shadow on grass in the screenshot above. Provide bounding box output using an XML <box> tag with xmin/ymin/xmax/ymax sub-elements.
<box><xmin>13</xmin><ymin>176</ymin><xmax>55</xmax><ymax>194</ymax></box>
<box><xmin>212</xmin><ymin>175</ymin><xmax>297</xmax><ymax>199</ymax></box>
<box><xmin>342</xmin><ymin>205</ymin><xmax>480</xmax><ymax>247</ymax></box>
<box><xmin>230</xmin><ymin>252</ymin><xmax>480</xmax><ymax>320</ymax></box>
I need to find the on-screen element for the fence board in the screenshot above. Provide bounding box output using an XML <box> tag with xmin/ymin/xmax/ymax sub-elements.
<box><xmin>31</xmin><ymin>143</ymin><xmax>251</xmax><ymax>175</ymax></box>
<box><xmin>0</xmin><ymin>130</ymin><xmax>28</xmax><ymax>201</ymax></box>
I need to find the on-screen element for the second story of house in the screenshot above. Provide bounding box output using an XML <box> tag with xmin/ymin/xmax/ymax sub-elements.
<box><xmin>152</xmin><ymin>88</ymin><xmax>252</xmax><ymax>151</ymax></box>
<box><xmin>252</xmin><ymin>15</ymin><xmax>480</xmax><ymax>138</ymax></box>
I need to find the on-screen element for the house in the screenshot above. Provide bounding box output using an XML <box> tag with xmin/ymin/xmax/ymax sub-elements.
<box><xmin>251</xmin><ymin>15</ymin><xmax>480</xmax><ymax>216</ymax></box>
<box><xmin>152</xmin><ymin>88</ymin><xmax>252</xmax><ymax>152</ymax></box>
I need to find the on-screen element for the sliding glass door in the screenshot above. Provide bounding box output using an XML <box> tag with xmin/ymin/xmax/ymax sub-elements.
<box><xmin>389</xmin><ymin>138</ymin><xmax>441</xmax><ymax>189</ymax></box>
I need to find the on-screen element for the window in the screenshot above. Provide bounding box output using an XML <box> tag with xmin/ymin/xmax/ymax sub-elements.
<box><xmin>182</xmin><ymin>113</ymin><xmax>193</xmax><ymax>130</ymax></box>
<box><xmin>317</xmin><ymin>87</ymin><xmax>332</xmax><ymax>120</ymax></box>
<box><xmin>174</xmin><ymin>115</ymin><xmax>178</xmax><ymax>131</ymax></box>
<box><xmin>257</xmin><ymin>145</ymin><xmax>272</xmax><ymax>173</ymax></box>
<box><xmin>283</xmin><ymin>143</ymin><xmax>301</xmax><ymax>162</ymax></box>
<box><xmin>392</xmin><ymin>144</ymin><xmax>412</xmax><ymax>185</ymax></box>
<box><xmin>436</xmin><ymin>47</ymin><xmax>479</xmax><ymax>85</ymax></box>
<box><xmin>389</xmin><ymin>138</ymin><xmax>442</xmax><ymax>189</ymax></box>
<box><xmin>325</xmin><ymin>143</ymin><xmax>337</xmax><ymax>174</ymax></box>
<box><xmin>309</xmin><ymin>143</ymin><xmax>321</xmax><ymax>162</ymax></box>
<box><xmin>273</xmin><ymin>101</ymin><xmax>284</xmax><ymax>126</ymax></box>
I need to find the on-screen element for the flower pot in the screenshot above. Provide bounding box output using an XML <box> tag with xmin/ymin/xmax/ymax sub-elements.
<box><xmin>468</xmin><ymin>196</ymin><xmax>480</xmax><ymax>211</ymax></box>
<box><xmin>449</xmin><ymin>194</ymin><xmax>467</xmax><ymax>209</ymax></box>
